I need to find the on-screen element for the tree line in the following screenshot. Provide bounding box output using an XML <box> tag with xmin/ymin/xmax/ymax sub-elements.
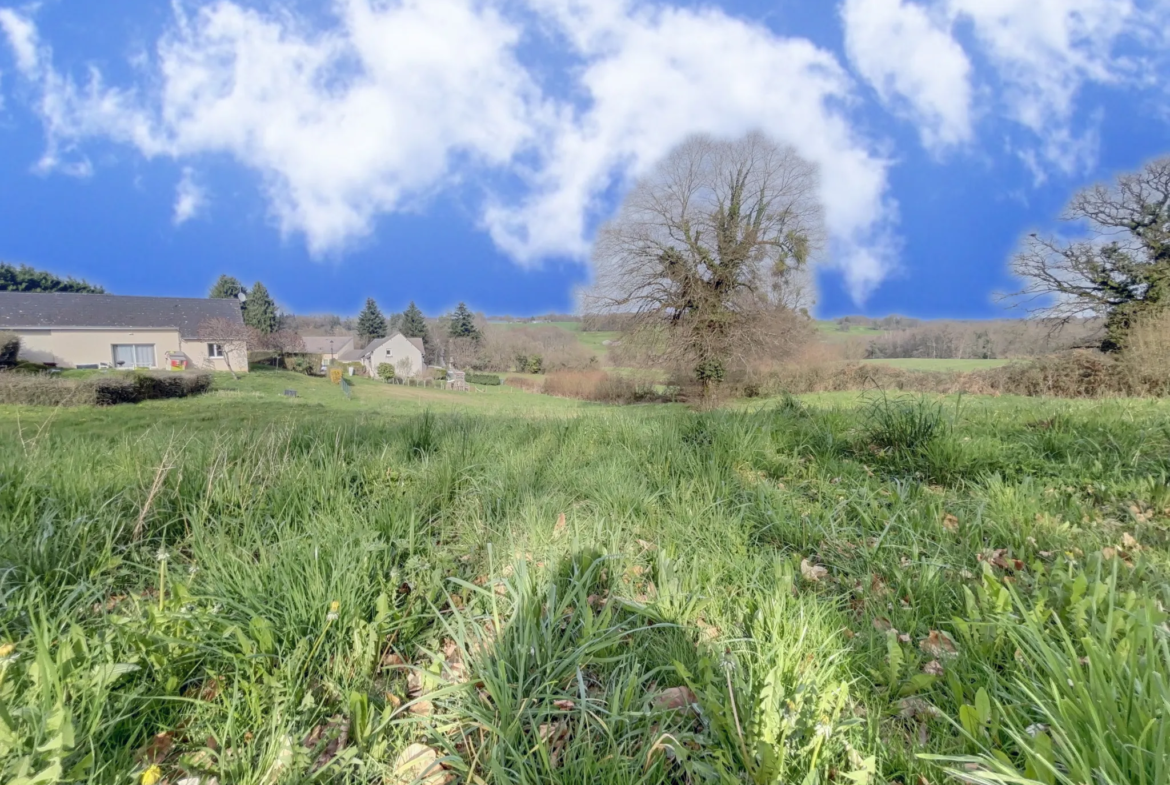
<box><xmin>0</xmin><ymin>263</ymin><xmax>105</xmax><ymax>294</ymax></box>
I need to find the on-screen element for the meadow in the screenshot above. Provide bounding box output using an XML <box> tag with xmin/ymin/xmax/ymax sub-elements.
<box><xmin>1</xmin><ymin>371</ymin><xmax>1168</xmax><ymax>785</ymax></box>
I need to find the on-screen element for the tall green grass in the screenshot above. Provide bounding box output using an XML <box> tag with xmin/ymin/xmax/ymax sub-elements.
<box><xmin>1</xmin><ymin>395</ymin><xmax>1168</xmax><ymax>783</ymax></box>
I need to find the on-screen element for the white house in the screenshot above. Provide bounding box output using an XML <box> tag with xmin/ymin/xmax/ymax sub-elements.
<box><xmin>338</xmin><ymin>333</ymin><xmax>425</xmax><ymax>378</ymax></box>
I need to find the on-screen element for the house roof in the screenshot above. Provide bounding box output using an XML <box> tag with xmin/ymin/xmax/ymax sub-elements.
<box><xmin>301</xmin><ymin>335</ymin><xmax>354</xmax><ymax>355</ymax></box>
<box><xmin>336</xmin><ymin>348</ymin><xmax>365</xmax><ymax>362</ymax></box>
<box><xmin>0</xmin><ymin>292</ymin><xmax>244</xmax><ymax>339</ymax></box>
<box><xmin>406</xmin><ymin>336</ymin><xmax>425</xmax><ymax>354</ymax></box>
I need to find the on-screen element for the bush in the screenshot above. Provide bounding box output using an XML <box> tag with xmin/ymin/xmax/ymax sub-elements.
<box><xmin>0</xmin><ymin>371</ymin><xmax>213</xmax><ymax>407</ymax></box>
<box><xmin>0</xmin><ymin>332</ymin><xmax>19</xmax><ymax>367</ymax></box>
<box><xmin>286</xmin><ymin>356</ymin><xmax>317</xmax><ymax>375</ymax></box>
<box><xmin>466</xmin><ymin>373</ymin><xmax>501</xmax><ymax>386</ymax></box>
<box><xmin>543</xmin><ymin>370</ymin><xmax>675</xmax><ymax>404</ymax></box>
<box><xmin>376</xmin><ymin>362</ymin><xmax>396</xmax><ymax>381</ymax></box>
<box><xmin>504</xmin><ymin>376</ymin><xmax>543</xmax><ymax>393</ymax></box>
<box><xmin>762</xmin><ymin>350</ymin><xmax>1170</xmax><ymax>399</ymax></box>
<box><xmin>433</xmin><ymin>368</ymin><xmax>448</xmax><ymax>381</ymax></box>
<box><xmin>282</xmin><ymin>353</ymin><xmax>322</xmax><ymax>374</ymax></box>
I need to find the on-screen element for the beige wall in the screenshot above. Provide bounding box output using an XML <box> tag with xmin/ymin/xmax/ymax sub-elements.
<box><xmin>16</xmin><ymin>328</ymin><xmax>182</xmax><ymax>368</ymax></box>
<box><xmin>13</xmin><ymin>328</ymin><xmax>249</xmax><ymax>373</ymax></box>
<box><xmin>361</xmin><ymin>334</ymin><xmax>424</xmax><ymax>378</ymax></box>
<box><xmin>179</xmin><ymin>339</ymin><xmax>249</xmax><ymax>374</ymax></box>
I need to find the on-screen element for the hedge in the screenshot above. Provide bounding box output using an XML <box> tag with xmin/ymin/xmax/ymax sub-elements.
<box><xmin>465</xmin><ymin>373</ymin><xmax>501</xmax><ymax>386</ymax></box>
<box><xmin>0</xmin><ymin>371</ymin><xmax>214</xmax><ymax>407</ymax></box>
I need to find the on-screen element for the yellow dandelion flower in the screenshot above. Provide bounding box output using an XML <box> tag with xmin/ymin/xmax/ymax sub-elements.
<box><xmin>0</xmin><ymin>643</ymin><xmax>14</xmax><ymax>658</ymax></box>
<box><xmin>141</xmin><ymin>764</ymin><xmax>163</xmax><ymax>785</ymax></box>
<box><xmin>330</xmin><ymin>600</ymin><xmax>340</xmax><ymax>613</ymax></box>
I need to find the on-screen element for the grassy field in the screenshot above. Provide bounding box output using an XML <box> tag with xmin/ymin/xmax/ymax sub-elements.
<box><xmin>862</xmin><ymin>358</ymin><xmax>1013</xmax><ymax>372</ymax></box>
<box><xmin>490</xmin><ymin>321</ymin><xmax>622</xmax><ymax>366</ymax></box>
<box><xmin>1</xmin><ymin>377</ymin><xmax>1168</xmax><ymax>785</ymax></box>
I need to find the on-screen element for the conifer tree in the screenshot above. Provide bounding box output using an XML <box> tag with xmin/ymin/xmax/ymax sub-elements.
<box><xmin>448</xmin><ymin>302</ymin><xmax>480</xmax><ymax>341</ymax></box>
<box><xmin>357</xmin><ymin>298</ymin><xmax>388</xmax><ymax>343</ymax></box>
<box><xmin>243</xmin><ymin>281</ymin><xmax>279</xmax><ymax>334</ymax></box>
<box><xmin>209</xmin><ymin>275</ymin><xmax>246</xmax><ymax>300</ymax></box>
<box><xmin>401</xmin><ymin>301</ymin><xmax>430</xmax><ymax>341</ymax></box>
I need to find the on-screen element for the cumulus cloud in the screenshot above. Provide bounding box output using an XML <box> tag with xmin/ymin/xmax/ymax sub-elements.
<box><xmin>843</xmin><ymin>0</ymin><xmax>1154</xmax><ymax>174</ymax></box>
<box><xmin>489</xmin><ymin>0</ymin><xmax>899</xmax><ymax>299</ymax></box>
<box><xmin>0</xmin><ymin>0</ymin><xmax>899</xmax><ymax>300</ymax></box>
<box><xmin>841</xmin><ymin>0</ymin><xmax>973</xmax><ymax>151</ymax></box>
<box><xmin>173</xmin><ymin>167</ymin><xmax>206</xmax><ymax>225</ymax></box>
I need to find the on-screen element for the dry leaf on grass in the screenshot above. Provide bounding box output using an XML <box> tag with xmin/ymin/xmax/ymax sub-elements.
<box><xmin>538</xmin><ymin>721</ymin><xmax>571</xmax><ymax>767</ymax></box>
<box><xmin>302</xmin><ymin>715</ymin><xmax>348</xmax><ymax>773</ymax></box>
<box><xmin>923</xmin><ymin>660</ymin><xmax>945</xmax><ymax>676</ymax></box>
<box><xmin>553</xmin><ymin>699</ymin><xmax>576</xmax><ymax>710</ymax></box>
<box><xmin>380</xmin><ymin>651</ymin><xmax>406</xmax><ymax>669</ymax></box>
<box><xmin>942</xmin><ymin>514</ymin><xmax>959</xmax><ymax>532</ymax></box>
<box><xmin>801</xmin><ymin>559</ymin><xmax>828</xmax><ymax>582</ymax></box>
<box><xmin>919</xmin><ymin>630</ymin><xmax>959</xmax><ymax>659</ymax></box>
<box><xmin>872</xmin><ymin>617</ymin><xmax>893</xmax><ymax>633</ymax></box>
<box><xmin>898</xmin><ymin>697</ymin><xmax>941</xmax><ymax>720</ymax></box>
<box><xmin>136</xmin><ymin>732</ymin><xmax>175</xmax><ymax>765</ymax></box>
<box><xmin>391</xmin><ymin>744</ymin><xmax>451</xmax><ymax>785</ymax></box>
<box><xmin>649</xmin><ymin>686</ymin><xmax>698</xmax><ymax>713</ymax></box>
<box><xmin>440</xmin><ymin>639</ymin><xmax>467</xmax><ymax>683</ymax></box>
<box><xmin>1121</xmin><ymin>533</ymin><xmax>1141</xmax><ymax>550</ymax></box>
<box><xmin>554</xmin><ymin>513</ymin><xmax>567</xmax><ymax>535</ymax></box>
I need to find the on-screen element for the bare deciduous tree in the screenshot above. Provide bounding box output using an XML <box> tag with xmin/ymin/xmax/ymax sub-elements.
<box><xmin>198</xmin><ymin>318</ymin><xmax>257</xmax><ymax>379</ymax></box>
<box><xmin>1009</xmin><ymin>156</ymin><xmax>1170</xmax><ymax>351</ymax></box>
<box><xmin>582</xmin><ymin>132</ymin><xmax>823</xmax><ymax>399</ymax></box>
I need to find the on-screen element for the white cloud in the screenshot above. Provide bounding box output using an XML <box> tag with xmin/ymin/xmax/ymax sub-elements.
<box><xmin>173</xmin><ymin>167</ymin><xmax>206</xmax><ymax>225</ymax></box>
<box><xmin>0</xmin><ymin>0</ymin><xmax>896</xmax><ymax>301</ymax></box>
<box><xmin>842</xmin><ymin>0</ymin><xmax>1152</xmax><ymax>174</ymax></box>
<box><xmin>949</xmin><ymin>0</ymin><xmax>1138</xmax><ymax>173</ymax></box>
<box><xmin>1</xmin><ymin>1</ymin><xmax>543</xmax><ymax>250</ymax></box>
<box><xmin>841</xmin><ymin>0</ymin><xmax>973</xmax><ymax>151</ymax></box>
<box><xmin>0</xmin><ymin>7</ymin><xmax>39</xmax><ymax>75</ymax></box>
<box><xmin>488</xmin><ymin>0</ymin><xmax>899</xmax><ymax>300</ymax></box>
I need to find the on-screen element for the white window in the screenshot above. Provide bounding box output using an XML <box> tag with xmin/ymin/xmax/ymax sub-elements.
<box><xmin>112</xmin><ymin>344</ymin><xmax>156</xmax><ymax>368</ymax></box>
<box><xmin>208</xmin><ymin>343</ymin><xmax>225</xmax><ymax>358</ymax></box>
<box><xmin>385</xmin><ymin>349</ymin><xmax>393</xmax><ymax>356</ymax></box>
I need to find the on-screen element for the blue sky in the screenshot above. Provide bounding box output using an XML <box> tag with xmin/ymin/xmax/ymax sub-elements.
<box><xmin>1</xmin><ymin>0</ymin><xmax>1167</xmax><ymax>319</ymax></box>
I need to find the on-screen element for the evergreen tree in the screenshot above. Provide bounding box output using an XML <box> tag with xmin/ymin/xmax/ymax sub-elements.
<box><xmin>448</xmin><ymin>302</ymin><xmax>480</xmax><ymax>341</ymax></box>
<box><xmin>401</xmin><ymin>301</ymin><xmax>430</xmax><ymax>342</ymax></box>
<box><xmin>209</xmin><ymin>275</ymin><xmax>246</xmax><ymax>300</ymax></box>
<box><xmin>243</xmin><ymin>281</ymin><xmax>279</xmax><ymax>334</ymax></box>
<box><xmin>0</xmin><ymin>262</ymin><xmax>105</xmax><ymax>293</ymax></box>
<box><xmin>357</xmin><ymin>298</ymin><xmax>388</xmax><ymax>343</ymax></box>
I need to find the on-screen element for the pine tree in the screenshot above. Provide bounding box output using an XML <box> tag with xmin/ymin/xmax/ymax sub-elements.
<box><xmin>401</xmin><ymin>301</ymin><xmax>430</xmax><ymax>341</ymax></box>
<box><xmin>449</xmin><ymin>302</ymin><xmax>480</xmax><ymax>341</ymax></box>
<box><xmin>357</xmin><ymin>298</ymin><xmax>388</xmax><ymax>343</ymax></box>
<box><xmin>209</xmin><ymin>275</ymin><xmax>246</xmax><ymax>300</ymax></box>
<box><xmin>243</xmin><ymin>281</ymin><xmax>279</xmax><ymax>334</ymax></box>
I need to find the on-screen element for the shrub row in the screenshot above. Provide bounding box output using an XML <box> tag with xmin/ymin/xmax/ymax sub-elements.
<box><xmin>0</xmin><ymin>371</ymin><xmax>214</xmax><ymax>407</ymax></box>
<box><xmin>542</xmin><ymin>370</ymin><xmax>677</xmax><ymax>404</ymax></box>
<box><xmin>504</xmin><ymin>376</ymin><xmax>542</xmax><ymax>392</ymax></box>
<box><xmin>760</xmin><ymin>351</ymin><xmax>1170</xmax><ymax>399</ymax></box>
<box><xmin>465</xmin><ymin>373</ymin><xmax>501</xmax><ymax>386</ymax></box>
